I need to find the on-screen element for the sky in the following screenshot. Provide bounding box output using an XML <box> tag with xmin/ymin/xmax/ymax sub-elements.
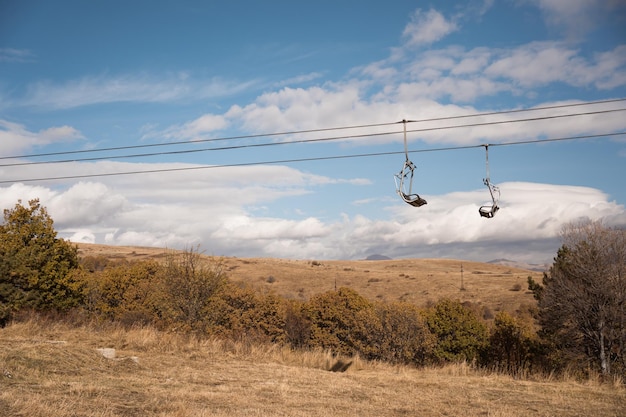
<box><xmin>1</xmin><ymin>0</ymin><xmax>625</xmax><ymax>264</ymax></box>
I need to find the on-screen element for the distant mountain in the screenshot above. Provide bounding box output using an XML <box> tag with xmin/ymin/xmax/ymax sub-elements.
<box><xmin>487</xmin><ymin>258</ymin><xmax>549</xmax><ymax>272</ymax></box>
<box><xmin>364</xmin><ymin>254</ymin><xmax>392</xmax><ymax>261</ymax></box>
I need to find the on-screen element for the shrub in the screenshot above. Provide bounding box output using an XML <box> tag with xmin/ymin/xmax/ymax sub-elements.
<box><xmin>284</xmin><ymin>300</ymin><xmax>311</xmax><ymax>349</ymax></box>
<box><xmin>305</xmin><ymin>287</ymin><xmax>380</xmax><ymax>358</ymax></box>
<box><xmin>207</xmin><ymin>283</ymin><xmax>287</xmax><ymax>343</ymax></box>
<box><xmin>160</xmin><ymin>248</ymin><xmax>227</xmax><ymax>332</ymax></box>
<box><xmin>371</xmin><ymin>301</ymin><xmax>436</xmax><ymax>365</ymax></box>
<box><xmin>484</xmin><ymin>311</ymin><xmax>539</xmax><ymax>374</ymax></box>
<box><xmin>424</xmin><ymin>298</ymin><xmax>489</xmax><ymax>363</ymax></box>
<box><xmin>83</xmin><ymin>260</ymin><xmax>164</xmax><ymax>326</ymax></box>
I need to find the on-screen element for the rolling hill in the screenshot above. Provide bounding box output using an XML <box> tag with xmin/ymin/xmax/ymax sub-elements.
<box><xmin>76</xmin><ymin>243</ymin><xmax>544</xmax><ymax>315</ymax></box>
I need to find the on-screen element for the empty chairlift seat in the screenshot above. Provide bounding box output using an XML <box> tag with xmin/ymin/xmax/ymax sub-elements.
<box><xmin>478</xmin><ymin>145</ymin><xmax>500</xmax><ymax>218</ymax></box>
<box><xmin>394</xmin><ymin>120</ymin><xmax>427</xmax><ymax>207</ymax></box>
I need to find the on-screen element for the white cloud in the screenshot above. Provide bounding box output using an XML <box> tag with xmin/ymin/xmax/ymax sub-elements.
<box><xmin>485</xmin><ymin>42</ymin><xmax>626</xmax><ymax>89</ymax></box>
<box><xmin>527</xmin><ymin>0</ymin><xmax>620</xmax><ymax>39</ymax></box>
<box><xmin>213</xmin><ymin>216</ymin><xmax>329</xmax><ymax>241</ymax></box>
<box><xmin>143</xmin><ymin>113</ymin><xmax>230</xmax><ymax>142</ymax></box>
<box><xmin>586</xmin><ymin>46</ymin><xmax>626</xmax><ymax>90</ymax></box>
<box><xmin>11</xmin><ymin>73</ymin><xmax>258</xmax><ymax>110</ymax></box>
<box><xmin>451</xmin><ymin>48</ymin><xmax>492</xmax><ymax>75</ymax></box>
<box><xmin>2</xmin><ymin>169</ymin><xmax>624</xmax><ymax>263</ymax></box>
<box><xmin>66</xmin><ymin>229</ymin><xmax>96</xmax><ymax>244</ymax></box>
<box><xmin>225</xmin><ymin>85</ymin><xmax>374</xmax><ymax>134</ymax></box>
<box><xmin>143</xmin><ymin>73</ymin><xmax>624</xmax><ymax>150</ymax></box>
<box><xmin>325</xmin><ymin>182</ymin><xmax>626</xmax><ymax>262</ymax></box>
<box><xmin>0</xmin><ymin>48</ymin><xmax>35</xmax><ymax>63</ymax></box>
<box><xmin>47</xmin><ymin>182</ymin><xmax>128</xmax><ymax>227</ymax></box>
<box><xmin>0</xmin><ymin>120</ymin><xmax>84</xmax><ymax>155</ymax></box>
<box><xmin>0</xmin><ymin>183</ymin><xmax>56</xmax><ymax>208</ymax></box>
<box><xmin>485</xmin><ymin>42</ymin><xmax>578</xmax><ymax>86</ymax></box>
<box><xmin>402</xmin><ymin>9</ymin><xmax>458</xmax><ymax>47</ymax></box>
<box><xmin>386</xmin><ymin>42</ymin><xmax>626</xmax><ymax>101</ymax></box>
<box><xmin>273</xmin><ymin>72</ymin><xmax>324</xmax><ymax>88</ymax></box>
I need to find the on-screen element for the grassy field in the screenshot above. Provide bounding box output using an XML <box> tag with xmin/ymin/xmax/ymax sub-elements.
<box><xmin>6</xmin><ymin>243</ymin><xmax>615</xmax><ymax>416</ymax></box>
<box><xmin>1</xmin><ymin>317</ymin><xmax>624</xmax><ymax>417</ymax></box>
<box><xmin>76</xmin><ymin>243</ymin><xmax>544</xmax><ymax>315</ymax></box>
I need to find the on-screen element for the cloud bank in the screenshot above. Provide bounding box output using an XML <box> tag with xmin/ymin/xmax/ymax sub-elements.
<box><xmin>1</xmin><ymin>167</ymin><xmax>624</xmax><ymax>264</ymax></box>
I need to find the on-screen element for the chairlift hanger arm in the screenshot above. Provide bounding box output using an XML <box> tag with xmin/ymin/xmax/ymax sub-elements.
<box><xmin>394</xmin><ymin>119</ymin><xmax>427</xmax><ymax>207</ymax></box>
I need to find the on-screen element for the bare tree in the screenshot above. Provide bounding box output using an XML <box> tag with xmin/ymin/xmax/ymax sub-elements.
<box><xmin>161</xmin><ymin>246</ymin><xmax>227</xmax><ymax>332</ymax></box>
<box><xmin>535</xmin><ymin>220</ymin><xmax>626</xmax><ymax>377</ymax></box>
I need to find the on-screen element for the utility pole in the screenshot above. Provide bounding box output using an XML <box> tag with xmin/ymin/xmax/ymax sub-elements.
<box><xmin>460</xmin><ymin>263</ymin><xmax>465</xmax><ymax>291</ymax></box>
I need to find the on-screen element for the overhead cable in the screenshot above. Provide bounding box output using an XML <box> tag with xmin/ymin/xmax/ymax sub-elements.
<box><xmin>2</xmin><ymin>107</ymin><xmax>625</xmax><ymax>168</ymax></box>
<box><xmin>2</xmin><ymin>131</ymin><xmax>624</xmax><ymax>184</ymax></box>
<box><xmin>1</xmin><ymin>97</ymin><xmax>624</xmax><ymax>161</ymax></box>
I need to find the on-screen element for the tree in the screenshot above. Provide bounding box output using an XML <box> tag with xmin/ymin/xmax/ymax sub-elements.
<box><xmin>83</xmin><ymin>260</ymin><xmax>164</xmax><ymax>326</ymax></box>
<box><xmin>284</xmin><ymin>300</ymin><xmax>312</xmax><ymax>349</ymax></box>
<box><xmin>424</xmin><ymin>298</ymin><xmax>489</xmax><ymax>363</ymax></box>
<box><xmin>305</xmin><ymin>287</ymin><xmax>380</xmax><ymax>358</ymax></box>
<box><xmin>208</xmin><ymin>284</ymin><xmax>288</xmax><ymax>343</ymax></box>
<box><xmin>160</xmin><ymin>247</ymin><xmax>227</xmax><ymax>332</ymax></box>
<box><xmin>371</xmin><ymin>301</ymin><xmax>435</xmax><ymax>366</ymax></box>
<box><xmin>0</xmin><ymin>199</ymin><xmax>82</xmax><ymax>324</ymax></box>
<box><xmin>486</xmin><ymin>311</ymin><xmax>540</xmax><ymax>375</ymax></box>
<box><xmin>535</xmin><ymin>221</ymin><xmax>626</xmax><ymax>377</ymax></box>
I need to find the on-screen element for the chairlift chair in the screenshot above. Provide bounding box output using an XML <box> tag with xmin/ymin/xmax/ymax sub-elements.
<box><xmin>479</xmin><ymin>145</ymin><xmax>500</xmax><ymax>218</ymax></box>
<box><xmin>479</xmin><ymin>178</ymin><xmax>500</xmax><ymax>218</ymax></box>
<box><xmin>394</xmin><ymin>120</ymin><xmax>427</xmax><ymax>207</ymax></box>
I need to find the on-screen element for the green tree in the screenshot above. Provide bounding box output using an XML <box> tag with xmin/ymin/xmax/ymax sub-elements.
<box><xmin>425</xmin><ymin>298</ymin><xmax>489</xmax><ymax>363</ymax></box>
<box><xmin>305</xmin><ymin>287</ymin><xmax>380</xmax><ymax>357</ymax></box>
<box><xmin>0</xmin><ymin>199</ymin><xmax>82</xmax><ymax>324</ymax></box>
<box><xmin>536</xmin><ymin>221</ymin><xmax>626</xmax><ymax>377</ymax></box>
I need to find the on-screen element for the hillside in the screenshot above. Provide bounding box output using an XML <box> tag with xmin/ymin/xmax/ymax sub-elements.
<box><xmin>76</xmin><ymin>243</ymin><xmax>544</xmax><ymax>315</ymax></box>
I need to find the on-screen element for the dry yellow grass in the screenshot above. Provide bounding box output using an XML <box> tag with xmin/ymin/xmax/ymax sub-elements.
<box><xmin>1</xmin><ymin>318</ymin><xmax>624</xmax><ymax>417</ymax></box>
<box><xmin>77</xmin><ymin>243</ymin><xmax>543</xmax><ymax>315</ymax></box>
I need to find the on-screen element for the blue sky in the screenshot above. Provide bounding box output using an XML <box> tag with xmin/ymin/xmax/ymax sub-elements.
<box><xmin>1</xmin><ymin>0</ymin><xmax>625</xmax><ymax>263</ymax></box>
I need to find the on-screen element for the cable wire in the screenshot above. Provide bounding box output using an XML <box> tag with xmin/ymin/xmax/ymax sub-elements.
<box><xmin>2</xmin><ymin>97</ymin><xmax>624</xmax><ymax>161</ymax></box>
<box><xmin>2</xmin><ymin>107</ymin><xmax>625</xmax><ymax>168</ymax></box>
<box><xmin>2</xmin><ymin>131</ymin><xmax>623</xmax><ymax>184</ymax></box>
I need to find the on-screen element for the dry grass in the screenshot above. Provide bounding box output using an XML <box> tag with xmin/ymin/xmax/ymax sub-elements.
<box><xmin>77</xmin><ymin>243</ymin><xmax>543</xmax><ymax>315</ymax></box>
<box><xmin>1</xmin><ymin>318</ymin><xmax>624</xmax><ymax>417</ymax></box>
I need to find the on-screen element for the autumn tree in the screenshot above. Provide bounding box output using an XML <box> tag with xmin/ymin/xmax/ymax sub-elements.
<box><xmin>371</xmin><ymin>301</ymin><xmax>436</xmax><ymax>366</ymax></box>
<box><xmin>83</xmin><ymin>260</ymin><xmax>164</xmax><ymax>326</ymax></box>
<box><xmin>305</xmin><ymin>287</ymin><xmax>381</xmax><ymax>358</ymax></box>
<box><xmin>0</xmin><ymin>199</ymin><xmax>82</xmax><ymax>325</ymax></box>
<box><xmin>485</xmin><ymin>311</ymin><xmax>540</xmax><ymax>374</ymax></box>
<box><xmin>424</xmin><ymin>298</ymin><xmax>489</xmax><ymax>363</ymax></box>
<box><xmin>284</xmin><ymin>300</ymin><xmax>312</xmax><ymax>349</ymax></box>
<box><xmin>533</xmin><ymin>221</ymin><xmax>626</xmax><ymax>377</ymax></box>
<box><xmin>208</xmin><ymin>283</ymin><xmax>287</xmax><ymax>343</ymax></box>
<box><xmin>161</xmin><ymin>247</ymin><xmax>227</xmax><ymax>332</ymax></box>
